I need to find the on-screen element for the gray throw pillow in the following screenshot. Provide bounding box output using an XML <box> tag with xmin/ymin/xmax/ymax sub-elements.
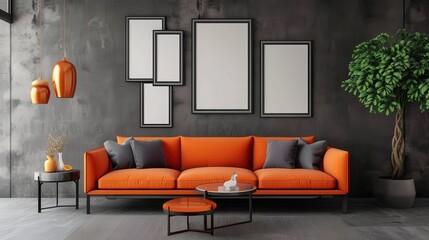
<box><xmin>130</xmin><ymin>140</ymin><xmax>167</xmax><ymax>168</ymax></box>
<box><xmin>263</xmin><ymin>140</ymin><xmax>298</xmax><ymax>169</ymax></box>
<box><xmin>104</xmin><ymin>137</ymin><xmax>136</xmax><ymax>170</ymax></box>
<box><xmin>296</xmin><ymin>138</ymin><xmax>327</xmax><ymax>170</ymax></box>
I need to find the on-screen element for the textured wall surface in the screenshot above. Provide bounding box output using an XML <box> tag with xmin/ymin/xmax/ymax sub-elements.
<box><xmin>1</xmin><ymin>0</ymin><xmax>428</xmax><ymax>197</ymax></box>
<box><xmin>0</xmin><ymin>19</ymin><xmax>10</xmax><ymax>197</ymax></box>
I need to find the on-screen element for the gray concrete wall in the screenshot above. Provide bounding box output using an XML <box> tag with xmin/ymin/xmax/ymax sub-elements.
<box><xmin>0</xmin><ymin>19</ymin><xmax>10</xmax><ymax>197</ymax></box>
<box><xmin>1</xmin><ymin>0</ymin><xmax>428</xmax><ymax>197</ymax></box>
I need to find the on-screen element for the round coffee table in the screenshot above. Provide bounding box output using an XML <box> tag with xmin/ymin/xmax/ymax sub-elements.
<box><xmin>196</xmin><ymin>183</ymin><xmax>256</xmax><ymax>229</ymax></box>
<box><xmin>163</xmin><ymin>198</ymin><xmax>216</xmax><ymax>236</ymax></box>
<box><xmin>34</xmin><ymin>170</ymin><xmax>80</xmax><ymax>213</ymax></box>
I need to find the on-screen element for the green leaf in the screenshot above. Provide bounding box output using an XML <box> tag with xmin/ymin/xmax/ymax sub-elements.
<box><xmin>393</xmin><ymin>72</ymin><xmax>402</xmax><ymax>79</ymax></box>
<box><xmin>420</xmin><ymin>85</ymin><xmax>429</xmax><ymax>94</ymax></box>
<box><xmin>375</xmin><ymin>82</ymin><xmax>383</xmax><ymax>88</ymax></box>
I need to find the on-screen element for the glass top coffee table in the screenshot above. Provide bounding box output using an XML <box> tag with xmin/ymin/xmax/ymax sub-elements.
<box><xmin>196</xmin><ymin>183</ymin><xmax>256</xmax><ymax>229</ymax></box>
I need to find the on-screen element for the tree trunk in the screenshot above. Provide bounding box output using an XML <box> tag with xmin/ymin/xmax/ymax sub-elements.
<box><xmin>391</xmin><ymin>108</ymin><xmax>405</xmax><ymax>179</ymax></box>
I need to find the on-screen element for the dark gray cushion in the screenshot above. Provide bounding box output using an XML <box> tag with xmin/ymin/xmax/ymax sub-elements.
<box><xmin>296</xmin><ymin>138</ymin><xmax>327</xmax><ymax>170</ymax></box>
<box><xmin>263</xmin><ymin>140</ymin><xmax>298</xmax><ymax>169</ymax></box>
<box><xmin>104</xmin><ymin>137</ymin><xmax>136</xmax><ymax>170</ymax></box>
<box><xmin>130</xmin><ymin>140</ymin><xmax>167</xmax><ymax>168</ymax></box>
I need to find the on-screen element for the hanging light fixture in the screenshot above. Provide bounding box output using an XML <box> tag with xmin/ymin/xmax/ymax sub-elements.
<box><xmin>52</xmin><ymin>0</ymin><xmax>76</xmax><ymax>98</ymax></box>
<box><xmin>31</xmin><ymin>0</ymin><xmax>50</xmax><ymax>104</ymax></box>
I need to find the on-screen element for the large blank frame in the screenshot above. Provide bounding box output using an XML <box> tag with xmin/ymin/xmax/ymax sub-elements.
<box><xmin>261</xmin><ymin>41</ymin><xmax>312</xmax><ymax>117</ymax></box>
<box><xmin>140</xmin><ymin>83</ymin><xmax>172</xmax><ymax>128</ymax></box>
<box><xmin>192</xmin><ymin>19</ymin><xmax>252</xmax><ymax>113</ymax></box>
<box><xmin>126</xmin><ymin>17</ymin><xmax>165</xmax><ymax>82</ymax></box>
<box><xmin>153</xmin><ymin>31</ymin><xmax>183</xmax><ymax>85</ymax></box>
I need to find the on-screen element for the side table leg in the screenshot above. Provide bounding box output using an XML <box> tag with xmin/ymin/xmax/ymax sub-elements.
<box><xmin>76</xmin><ymin>180</ymin><xmax>79</xmax><ymax>209</ymax></box>
<box><xmin>38</xmin><ymin>179</ymin><xmax>42</xmax><ymax>213</ymax></box>
<box><xmin>249</xmin><ymin>193</ymin><xmax>253</xmax><ymax>222</ymax></box>
<box><xmin>167</xmin><ymin>209</ymin><xmax>171</xmax><ymax>236</ymax></box>
<box><xmin>56</xmin><ymin>182</ymin><xmax>59</xmax><ymax>207</ymax></box>
<box><xmin>211</xmin><ymin>212</ymin><xmax>214</xmax><ymax>235</ymax></box>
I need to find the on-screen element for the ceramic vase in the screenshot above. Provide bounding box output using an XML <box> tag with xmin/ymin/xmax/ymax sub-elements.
<box><xmin>56</xmin><ymin>152</ymin><xmax>65</xmax><ymax>171</ymax></box>
<box><xmin>44</xmin><ymin>155</ymin><xmax>57</xmax><ymax>172</ymax></box>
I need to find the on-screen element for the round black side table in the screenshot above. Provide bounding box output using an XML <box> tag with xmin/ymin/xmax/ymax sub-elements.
<box><xmin>34</xmin><ymin>170</ymin><xmax>80</xmax><ymax>213</ymax></box>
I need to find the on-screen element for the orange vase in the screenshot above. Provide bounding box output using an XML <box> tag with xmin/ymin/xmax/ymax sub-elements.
<box><xmin>44</xmin><ymin>155</ymin><xmax>57</xmax><ymax>173</ymax></box>
<box><xmin>31</xmin><ymin>78</ymin><xmax>50</xmax><ymax>104</ymax></box>
<box><xmin>52</xmin><ymin>58</ymin><xmax>77</xmax><ymax>98</ymax></box>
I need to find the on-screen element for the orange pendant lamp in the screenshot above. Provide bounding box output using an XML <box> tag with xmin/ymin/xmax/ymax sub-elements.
<box><xmin>52</xmin><ymin>0</ymin><xmax>76</xmax><ymax>98</ymax></box>
<box><xmin>31</xmin><ymin>0</ymin><xmax>50</xmax><ymax>104</ymax></box>
<box><xmin>52</xmin><ymin>58</ymin><xmax>76</xmax><ymax>97</ymax></box>
<box><xmin>31</xmin><ymin>78</ymin><xmax>50</xmax><ymax>104</ymax></box>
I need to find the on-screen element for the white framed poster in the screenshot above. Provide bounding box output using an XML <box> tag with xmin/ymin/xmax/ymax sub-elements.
<box><xmin>126</xmin><ymin>17</ymin><xmax>165</xmax><ymax>82</ymax></box>
<box><xmin>153</xmin><ymin>31</ymin><xmax>183</xmax><ymax>85</ymax></box>
<box><xmin>192</xmin><ymin>19</ymin><xmax>252</xmax><ymax>113</ymax></box>
<box><xmin>140</xmin><ymin>83</ymin><xmax>172</xmax><ymax>127</ymax></box>
<box><xmin>261</xmin><ymin>40</ymin><xmax>312</xmax><ymax>117</ymax></box>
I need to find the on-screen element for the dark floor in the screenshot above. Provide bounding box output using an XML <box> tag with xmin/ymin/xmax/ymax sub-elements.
<box><xmin>0</xmin><ymin>198</ymin><xmax>428</xmax><ymax>240</ymax></box>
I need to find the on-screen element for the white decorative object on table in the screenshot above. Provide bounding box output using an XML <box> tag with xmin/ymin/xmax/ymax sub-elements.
<box><xmin>56</xmin><ymin>152</ymin><xmax>64</xmax><ymax>171</ymax></box>
<box><xmin>224</xmin><ymin>172</ymin><xmax>238</xmax><ymax>191</ymax></box>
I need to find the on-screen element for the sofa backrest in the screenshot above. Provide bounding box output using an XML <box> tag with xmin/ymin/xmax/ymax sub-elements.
<box><xmin>181</xmin><ymin>136</ymin><xmax>253</xmax><ymax>170</ymax></box>
<box><xmin>253</xmin><ymin>136</ymin><xmax>315</xmax><ymax>170</ymax></box>
<box><xmin>117</xmin><ymin>136</ymin><xmax>181</xmax><ymax>170</ymax></box>
<box><xmin>116</xmin><ymin>136</ymin><xmax>317</xmax><ymax>171</ymax></box>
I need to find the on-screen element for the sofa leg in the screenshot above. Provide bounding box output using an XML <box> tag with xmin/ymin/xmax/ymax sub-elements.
<box><xmin>342</xmin><ymin>194</ymin><xmax>348</xmax><ymax>214</ymax></box>
<box><xmin>87</xmin><ymin>195</ymin><xmax>91</xmax><ymax>214</ymax></box>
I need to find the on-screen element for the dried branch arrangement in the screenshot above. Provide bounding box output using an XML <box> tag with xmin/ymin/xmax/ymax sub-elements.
<box><xmin>45</xmin><ymin>128</ymin><xmax>69</xmax><ymax>156</ymax></box>
<box><xmin>54</xmin><ymin>131</ymin><xmax>68</xmax><ymax>152</ymax></box>
<box><xmin>46</xmin><ymin>134</ymin><xmax>57</xmax><ymax>156</ymax></box>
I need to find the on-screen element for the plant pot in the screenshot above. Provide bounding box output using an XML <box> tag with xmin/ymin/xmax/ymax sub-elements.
<box><xmin>374</xmin><ymin>176</ymin><xmax>415</xmax><ymax>208</ymax></box>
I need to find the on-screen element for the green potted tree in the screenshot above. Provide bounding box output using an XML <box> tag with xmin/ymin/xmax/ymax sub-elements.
<box><xmin>342</xmin><ymin>29</ymin><xmax>429</xmax><ymax>208</ymax></box>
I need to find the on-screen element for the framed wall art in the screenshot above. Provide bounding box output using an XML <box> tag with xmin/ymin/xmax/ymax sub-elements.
<box><xmin>153</xmin><ymin>30</ymin><xmax>183</xmax><ymax>85</ymax></box>
<box><xmin>261</xmin><ymin>40</ymin><xmax>312</xmax><ymax>117</ymax></box>
<box><xmin>192</xmin><ymin>19</ymin><xmax>252</xmax><ymax>113</ymax></box>
<box><xmin>140</xmin><ymin>83</ymin><xmax>172</xmax><ymax>127</ymax></box>
<box><xmin>126</xmin><ymin>17</ymin><xmax>165</xmax><ymax>82</ymax></box>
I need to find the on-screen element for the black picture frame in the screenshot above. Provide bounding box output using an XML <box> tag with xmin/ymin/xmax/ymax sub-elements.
<box><xmin>126</xmin><ymin>17</ymin><xmax>165</xmax><ymax>82</ymax></box>
<box><xmin>0</xmin><ymin>0</ymin><xmax>12</xmax><ymax>23</ymax></box>
<box><xmin>260</xmin><ymin>40</ymin><xmax>312</xmax><ymax>117</ymax></box>
<box><xmin>192</xmin><ymin>19</ymin><xmax>252</xmax><ymax>114</ymax></box>
<box><xmin>153</xmin><ymin>30</ymin><xmax>183</xmax><ymax>86</ymax></box>
<box><xmin>140</xmin><ymin>83</ymin><xmax>173</xmax><ymax>128</ymax></box>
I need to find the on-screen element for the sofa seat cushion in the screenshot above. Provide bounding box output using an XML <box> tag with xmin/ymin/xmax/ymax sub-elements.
<box><xmin>98</xmin><ymin>168</ymin><xmax>180</xmax><ymax>189</ymax></box>
<box><xmin>177</xmin><ymin>167</ymin><xmax>257</xmax><ymax>189</ymax></box>
<box><xmin>254</xmin><ymin>169</ymin><xmax>336</xmax><ymax>189</ymax></box>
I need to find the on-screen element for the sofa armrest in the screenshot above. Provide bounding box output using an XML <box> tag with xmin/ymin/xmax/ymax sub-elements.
<box><xmin>84</xmin><ymin>147</ymin><xmax>110</xmax><ymax>193</ymax></box>
<box><xmin>323</xmin><ymin>147</ymin><xmax>349</xmax><ymax>193</ymax></box>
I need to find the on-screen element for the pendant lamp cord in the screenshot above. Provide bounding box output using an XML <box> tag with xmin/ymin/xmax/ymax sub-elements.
<box><xmin>63</xmin><ymin>0</ymin><xmax>67</xmax><ymax>59</ymax></box>
<box><xmin>39</xmin><ymin>0</ymin><xmax>43</xmax><ymax>78</ymax></box>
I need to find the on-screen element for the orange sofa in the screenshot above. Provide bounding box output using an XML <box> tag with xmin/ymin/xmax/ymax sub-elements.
<box><xmin>84</xmin><ymin>136</ymin><xmax>349</xmax><ymax>214</ymax></box>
